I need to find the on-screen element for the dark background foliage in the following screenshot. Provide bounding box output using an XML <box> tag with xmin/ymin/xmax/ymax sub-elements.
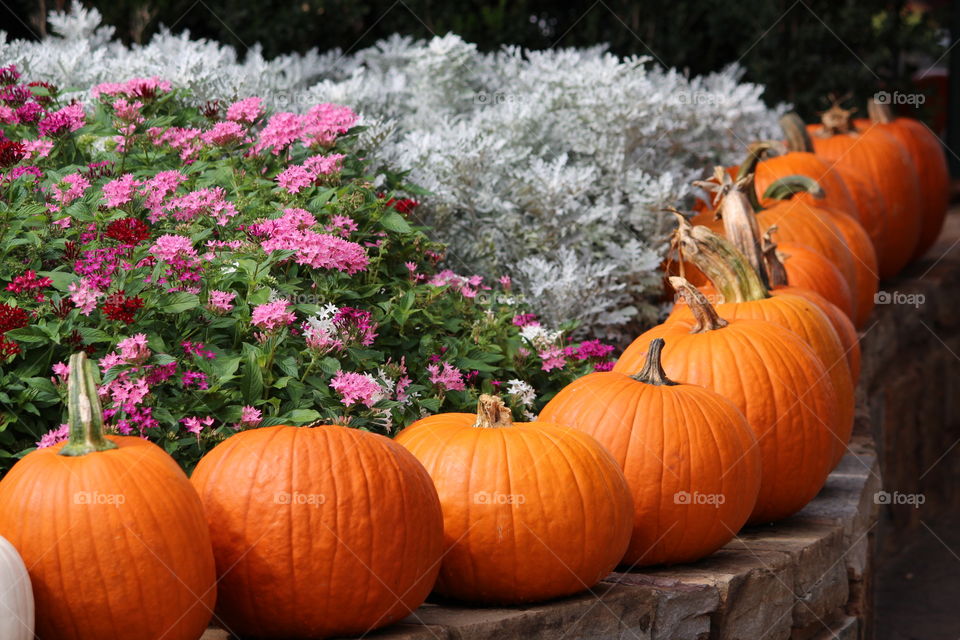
<box><xmin>1</xmin><ymin>1</ymin><xmax>952</xmax><ymax>121</ymax></box>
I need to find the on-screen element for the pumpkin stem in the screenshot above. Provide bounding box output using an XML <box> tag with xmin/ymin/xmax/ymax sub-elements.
<box><xmin>674</xmin><ymin>211</ymin><xmax>769</xmax><ymax>303</ymax></box>
<box><xmin>59</xmin><ymin>352</ymin><xmax>117</xmax><ymax>457</ymax></box>
<box><xmin>669</xmin><ymin>276</ymin><xmax>729</xmax><ymax>334</ymax></box>
<box><xmin>735</xmin><ymin>141</ymin><xmax>784</xmax><ymax>182</ymax></box>
<box><xmin>866</xmin><ymin>97</ymin><xmax>895</xmax><ymax>124</ymax></box>
<box><xmin>779</xmin><ymin>112</ymin><xmax>815</xmax><ymax>153</ymax></box>
<box><xmin>816</xmin><ymin>98</ymin><xmax>856</xmax><ymax>136</ymax></box>
<box><xmin>693</xmin><ymin>168</ymin><xmax>767</xmax><ymax>282</ymax></box>
<box><xmin>474</xmin><ymin>394</ymin><xmax>514</xmax><ymax>428</ymax></box>
<box><xmin>631</xmin><ymin>338</ymin><xmax>677</xmax><ymax>386</ymax></box>
<box><xmin>761</xmin><ymin>227</ymin><xmax>790</xmax><ymax>288</ymax></box>
<box><xmin>762</xmin><ymin>175</ymin><xmax>825</xmax><ymax>201</ymax></box>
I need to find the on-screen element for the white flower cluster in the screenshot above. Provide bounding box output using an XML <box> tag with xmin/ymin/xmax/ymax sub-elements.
<box><xmin>2</xmin><ymin>7</ymin><xmax>784</xmax><ymax>338</ymax></box>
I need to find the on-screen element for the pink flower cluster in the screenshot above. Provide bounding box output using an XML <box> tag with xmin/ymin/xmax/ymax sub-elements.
<box><xmin>329</xmin><ymin>371</ymin><xmax>383</xmax><ymax>408</ymax></box>
<box><xmin>251</xmin><ymin>300</ymin><xmax>296</xmax><ymax>333</ymax></box>
<box><xmin>254</xmin><ymin>103</ymin><xmax>357</xmax><ymax>155</ymax></box>
<box><xmin>163</xmin><ymin>187</ymin><xmax>238</xmax><ymax>225</ymax></box>
<box><xmin>254</xmin><ymin>208</ymin><xmax>369</xmax><ymax>273</ymax></box>
<box><xmin>428</xmin><ymin>270</ymin><xmax>485</xmax><ymax>298</ymax></box>
<box><xmin>427</xmin><ymin>362</ymin><xmax>466</xmax><ymax>392</ymax></box>
<box><xmin>92</xmin><ymin>76</ymin><xmax>172</xmax><ymax>99</ymax></box>
<box><xmin>275</xmin><ymin>153</ymin><xmax>345</xmax><ymax>194</ymax></box>
<box><xmin>226</xmin><ymin>97</ymin><xmax>264</xmax><ymax>124</ymax></box>
<box><xmin>37</xmin><ymin>103</ymin><xmax>85</xmax><ymax>137</ymax></box>
<box><xmin>50</xmin><ymin>172</ymin><xmax>90</xmax><ymax>208</ymax></box>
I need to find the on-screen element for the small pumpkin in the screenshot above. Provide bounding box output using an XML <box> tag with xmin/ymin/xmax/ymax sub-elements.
<box><xmin>859</xmin><ymin>98</ymin><xmax>950</xmax><ymax>260</ymax></box>
<box><xmin>616</xmin><ymin>277</ymin><xmax>838</xmax><ymax>524</ymax></box>
<box><xmin>190</xmin><ymin>423</ymin><xmax>443</xmax><ymax>639</ymax></box>
<box><xmin>0</xmin><ymin>352</ymin><xmax>217</xmax><ymax>640</ymax></box>
<box><xmin>396</xmin><ymin>395</ymin><xmax>633</xmax><ymax>604</ymax></box>
<box><xmin>669</xmin><ymin>217</ymin><xmax>854</xmax><ymax>467</ymax></box>
<box><xmin>808</xmin><ymin>102</ymin><xmax>922</xmax><ymax>277</ymax></box>
<box><xmin>538</xmin><ymin>338</ymin><xmax>762</xmax><ymax>566</ymax></box>
<box><xmin>0</xmin><ymin>535</ymin><xmax>33</xmax><ymax>640</ymax></box>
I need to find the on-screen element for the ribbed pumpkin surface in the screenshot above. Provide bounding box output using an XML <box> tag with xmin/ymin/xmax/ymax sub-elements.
<box><xmin>190</xmin><ymin>425</ymin><xmax>443</xmax><ymax>639</ymax></box>
<box><xmin>0</xmin><ymin>437</ymin><xmax>216</xmax><ymax>640</ymax></box>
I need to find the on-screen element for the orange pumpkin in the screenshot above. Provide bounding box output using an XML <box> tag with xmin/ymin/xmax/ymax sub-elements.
<box><xmin>396</xmin><ymin>395</ymin><xmax>633</xmax><ymax>604</ymax></box>
<box><xmin>808</xmin><ymin>103</ymin><xmax>922</xmax><ymax>277</ymax></box>
<box><xmin>616</xmin><ymin>278</ymin><xmax>838</xmax><ymax>524</ymax></box>
<box><xmin>860</xmin><ymin>99</ymin><xmax>950</xmax><ymax>259</ymax></box>
<box><xmin>191</xmin><ymin>424</ymin><xmax>443</xmax><ymax>639</ymax></box>
<box><xmin>670</xmin><ymin>220</ymin><xmax>854</xmax><ymax>467</ymax></box>
<box><xmin>0</xmin><ymin>352</ymin><xmax>217</xmax><ymax>640</ymax></box>
<box><xmin>762</xmin><ymin>233</ymin><xmax>861</xmax><ymax>381</ymax></box>
<box><xmin>830</xmin><ymin>163</ymin><xmax>889</xmax><ymax>262</ymax></box>
<box><xmin>538</xmin><ymin>338</ymin><xmax>761</xmax><ymax>566</ymax></box>
<box><xmin>817</xmin><ymin>206</ymin><xmax>879</xmax><ymax>327</ymax></box>
<box><xmin>774</xmin><ymin>239</ymin><xmax>854</xmax><ymax>319</ymax></box>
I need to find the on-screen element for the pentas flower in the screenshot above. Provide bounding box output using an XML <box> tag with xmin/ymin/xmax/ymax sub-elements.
<box><xmin>512</xmin><ymin>313</ymin><xmax>538</xmax><ymax>327</ymax></box>
<box><xmin>139</xmin><ymin>170</ymin><xmax>187</xmax><ymax>212</ymax></box>
<box><xmin>75</xmin><ymin>246</ymin><xmax>130</xmax><ymax>290</ymax></box>
<box><xmin>275</xmin><ymin>165</ymin><xmax>313</xmax><ymax>194</ymax></box>
<box><xmin>505</xmin><ymin>379</ymin><xmax>536</xmax><ymax>408</ymax></box>
<box><xmin>226</xmin><ymin>97</ymin><xmax>263</xmax><ymax>124</ymax></box>
<box><xmin>102</xmin><ymin>174</ymin><xmax>141</xmax><ymax>207</ymax></box>
<box><xmin>180</xmin><ymin>415</ymin><xmax>214</xmax><ymax>435</ymax></box>
<box><xmin>51</xmin><ymin>172</ymin><xmax>90</xmax><ymax>207</ymax></box>
<box><xmin>149</xmin><ymin>234</ymin><xmax>199</xmax><ymax>266</ymax></box>
<box><xmin>51</xmin><ymin>361</ymin><xmax>70</xmax><ymax>382</ymax></box>
<box><xmin>14</xmin><ymin>102</ymin><xmax>42</xmax><ymax>124</ymax></box>
<box><xmin>234</xmin><ymin>405</ymin><xmax>262</xmax><ymax>430</ymax></box>
<box><xmin>6</xmin><ymin>270</ymin><xmax>52</xmax><ymax>296</ymax></box>
<box><xmin>206</xmin><ymin>290</ymin><xmax>236</xmax><ymax>313</ymax></box>
<box><xmin>37</xmin><ymin>103</ymin><xmax>85</xmax><ymax>137</ymax></box>
<box><xmin>0</xmin><ymin>303</ymin><xmax>28</xmax><ymax>334</ymax></box>
<box><xmin>104</xmin><ymin>217</ymin><xmax>151</xmax><ymax>246</ymax></box>
<box><xmin>429</xmin><ymin>270</ymin><xmax>484</xmax><ymax>298</ymax></box>
<box><xmin>101</xmin><ymin>291</ymin><xmax>144</xmax><ymax>324</ymax></box>
<box><xmin>571</xmin><ymin>339</ymin><xmax>615</xmax><ymax>360</ymax></box>
<box><xmin>427</xmin><ymin>362</ymin><xmax>466</xmax><ymax>392</ymax></box>
<box><xmin>149</xmin><ymin>126</ymin><xmax>204</xmax><ymax>163</ymax></box>
<box><xmin>201</xmin><ymin>121</ymin><xmax>246</xmax><ymax>146</ymax></box>
<box><xmin>0</xmin><ymin>337</ymin><xmax>20</xmax><ymax>359</ymax></box>
<box><xmin>0</xmin><ymin>106</ymin><xmax>16</xmax><ymax>124</ymax></box>
<box><xmin>299</xmin><ymin>103</ymin><xmax>358</xmax><ymax>147</ymax></box>
<box><xmin>163</xmin><ymin>187</ymin><xmax>237</xmax><ymax>225</ymax></box>
<box><xmin>92</xmin><ymin>76</ymin><xmax>172</xmax><ymax>99</ymax></box>
<box><xmin>20</xmin><ymin>138</ymin><xmax>53</xmax><ymax>160</ymax></box>
<box><xmin>182</xmin><ymin>341</ymin><xmax>216</xmax><ymax>359</ymax></box>
<box><xmin>251</xmin><ymin>300</ymin><xmax>296</xmax><ymax>333</ymax></box>
<box><xmin>329</xmin><ymin>371</ymin><xmax>384</xmax><ymax>408</ymax></box>
<box><xmin>67</xmin><ymin>277</ymin><xmax>102</xmax><ymax>315</ymax></box>
<box><xmin>256</xmin><ymin>208</ymin><xmax>369</xmax><ymax>273</ymax></box>
<box><xmin>4</xmin><ymin>166</ymin><xmax>42</xmax><ymax>183</ymax></box>
<box><xmin>36</xmin><ymin>423</ymin><xmax>70</xmax><ymax>449</ymax></box>
<box><xmin>0</xmin><ymin>65</ymin><xmax>20</xmax><ymax>85</ymax></box>
<box><xmin>255</xmin><ymin>112</ymin><xmax>301</xmax><ymax>155</ymax></box>
<box><xmin>111</xmin><ymin>98</ymin><xmax>144</xmax><ymax>124</ymax></box>
<box><xmin>181</xmin><ymin>371</ymin><xmax>209</xmax><ymax>389</ymax></box>
<box><xmin>117</xmin><ymin>333</ymin><xmax>150</xmax><ymax>364</ymax></box>
<box><xmin>384</xmin><ymin>197</ymin><xmax>419</xmax><ymax>214</ymax></box>
<box><xmin>538</xmin><ymin>347</ymin><xmax>566</xmax><ymax>372</ymax></box>
<box><xmin>327</xmin><ymin>215</ymin><xmax>358</xmax><ymax>237</ymax></box>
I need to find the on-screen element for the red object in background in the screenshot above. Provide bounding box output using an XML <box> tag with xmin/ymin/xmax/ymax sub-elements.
<box><xmin>912</xmin><ymin>67</ymin><xmax>948</xmax><ymax>136</ymax></box>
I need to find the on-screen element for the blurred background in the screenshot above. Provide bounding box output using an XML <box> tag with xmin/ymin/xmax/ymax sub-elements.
<box><xmin>1</xmin><ymin>0</ymin><xmax>953</xmax><ymax>123</ymax></box>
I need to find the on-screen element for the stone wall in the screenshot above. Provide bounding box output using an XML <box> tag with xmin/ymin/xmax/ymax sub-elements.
<box><xmin>203</xmin><ymin>213</ymin><xmax>960</xmax><ymax>640</ymax></box>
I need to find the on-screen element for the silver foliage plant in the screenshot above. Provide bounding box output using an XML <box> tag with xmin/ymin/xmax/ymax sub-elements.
<box><xmin>2</xmin><ymin>7</ymin><xmax>784</xmax><ymax>338</ymax></box>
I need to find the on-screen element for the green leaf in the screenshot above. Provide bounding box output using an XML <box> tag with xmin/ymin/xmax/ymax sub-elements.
<box><xmin>37</xmin><ymin>271</ymin><xmax>79</xmax><ymax>292</ymax></box>
<box><xmin>286</xmin><ymin>409</ymin><xmax>322</xmax><ymax>423</ymax></box>
<box><xmin>157</xmin><ymin>292</ymin><xmax>199</xmax><ymax>314</ymax></box>
<box><xmin>276</xmin><ymin>356</ymin><xmax>299</xmax><ymax>378</ymax></box>
<box><xmin>380</xmin><ymin>211</ymin><xmax>412</xmax><ymax>233</ymax></box>
<box><xmin>319</xmin><ymin>357</ymin><xmax>341</xmax><ymax>375</ymax></box>
<box><xmin>77</xmin><ymin>328</ymin><xmax>116</xmax><ymax>344</ymax></box>
<box><xmin>240</xmin><ymin>351</ymin><xmax>264</xmax><ymax>401</ymax></box>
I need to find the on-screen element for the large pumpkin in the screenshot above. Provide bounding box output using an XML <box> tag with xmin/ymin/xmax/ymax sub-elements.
<box><xmin>395</xmin><ymin>395</ymin><xmax>633</xmax><ymax>604</ymax></box>
<box><xmin>0</xmin><ymin>352</ymin><xmax>217</xmax><ymax>640</ymax></box>
<box><xmin>616</xmin><ymin>277</ymin><xmax>838</xmax><ymax>524</ymax></box>
<box><xmin>0</xmin><ymin>535</ymin><xmax>33</xmax><ymax>640</ymax></box>
<box><xmin>808</xmin><ymin>103</ymin><xmax>922</xmax><ymax>277</ymax></box>
<box><xmin>538</xmin><ymin>338</ymin><xmax>762</xmax><ymax>566</ymax></box>
<box><xmin>859</xmin><ymin>98</ymin><xmax>950</xmax><ymax>259</ymax></box>
<box><xmin>190</xmin><ymin>423</ymin><xmax>443</xmax><ymax>639</ymax></box>
<box><xmin>669</xmin><ymin>220</ymin><xmax>854</xmax><ymax>467</ymax></box>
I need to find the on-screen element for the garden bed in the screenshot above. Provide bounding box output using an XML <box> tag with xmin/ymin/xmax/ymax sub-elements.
<box><xmin>200</xmin><ymin>209</ymin><xmax>960</xmax><ymax>640</ymax></box>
